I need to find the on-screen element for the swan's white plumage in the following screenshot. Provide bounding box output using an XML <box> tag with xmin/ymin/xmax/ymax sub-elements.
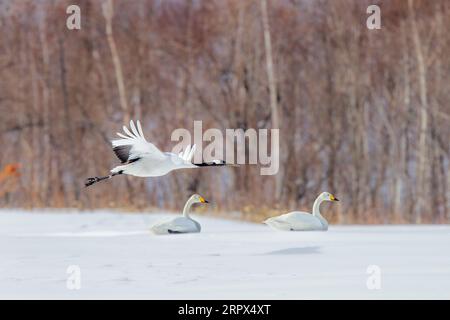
<box><xmin>264</xmin><ymin>192</ymin><xmax>339</xmax><ymax>231</ymax></box>
<box><xmin>150</xmin><ymin>194</ymin><xmax>207</xmax><ymax>235</ymax></box>
<box><xmin>150</xmin><ymin>217</ymin><xmax>201</xmax><ymax>235</ymax></box>
<box><xmin>264</xmin><ymin>211</ymin><xmax>325</xmax><ymax>231</ymax></box>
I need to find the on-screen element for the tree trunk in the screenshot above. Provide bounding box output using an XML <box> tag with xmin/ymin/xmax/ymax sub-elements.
<box><xmin>261</xmin><ymin>0</ymin><xmax>283</xmax><ymax>201</ymax></box>
<box><xmin>409</xmin><ymin>0</ymin><xmax>429</xmax><ymax>223</ymax></box>
<box><xmin>102</xmin><ymin>0</ymin><xmax>129</xmax><ymax>123</ymax></box>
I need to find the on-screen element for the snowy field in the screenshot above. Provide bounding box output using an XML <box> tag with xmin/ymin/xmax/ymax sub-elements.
<box><xmin>0</xmin><ymin>210</ymin><xmax>449</xmax><ymax>299</ymax></box>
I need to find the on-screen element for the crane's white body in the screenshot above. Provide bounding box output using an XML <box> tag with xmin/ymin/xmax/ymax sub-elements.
<box><xmin>150</xmin><ymin>195</ymin><xmax>206</xmax><ymax>235</ymax></box>
<box><xmin>110</xmin><ymin>120</ymin><xmax>199</xmax><ymax>177</ymax></box>
<box><xmin>85</xmin><ymin>120</ymin><xmax>228</xmax><ymax>187</ymax></box>
<box><xmin>264</xmin><ymin>192</ymin><xmax>338</xmax><ymax>231</ymax></box>
<box><xmin>112</xmin><ymin>152</ymin><xmax>196</xmax><ymax>177</ymax></box>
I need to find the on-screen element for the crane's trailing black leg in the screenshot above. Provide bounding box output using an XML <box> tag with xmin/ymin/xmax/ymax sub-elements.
<box><xmin>84</xmin><ymin>171</ymin><xmax>123</xmax><ymax>187</ymax></box>
<box><xmin>84</xmin><ymin>176</ymin><xmax>109</xmax><ymax>187</ymax></box>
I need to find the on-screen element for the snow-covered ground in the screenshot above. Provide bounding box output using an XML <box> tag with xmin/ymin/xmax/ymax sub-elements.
<box><xmin>0</xmin><ymin>210</ymin><xmax>449</xmax><ymax>299</ymax></box>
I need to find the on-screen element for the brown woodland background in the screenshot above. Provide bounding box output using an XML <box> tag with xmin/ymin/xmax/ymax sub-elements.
<box><xmin>0</xmin><ymin>0</ymin><xmax>449</xmax><ymax>223</ymax></box>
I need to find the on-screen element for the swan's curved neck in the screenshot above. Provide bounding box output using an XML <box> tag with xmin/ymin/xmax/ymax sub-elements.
<box><xmin>312</xmin><ymin>197</ymin><xmax>328</xmax><ymax>228</ymax></box>
<box><xmin>182</xmin><ymin>196</ymin><xmax>196</xmax><ymax>218</ymax></box>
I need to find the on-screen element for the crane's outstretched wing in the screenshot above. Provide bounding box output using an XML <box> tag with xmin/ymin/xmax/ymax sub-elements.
<box><xmin>111</xmin><ymin>120</ymin><xmax>166</xmax><ymax>163</ymax></box>
<box><xmin>170</xmin><ymin>144</ymin><xmax>228</xmax><ymax>167</ymax></box>
<box><xmin>171</xmin><ymin>143</ymin><xmax>231</xmax><ymax>167</ymax></box>
<box><xmin>178</xmin><ymin>144</ymin><xmax>196</xmax><ymax>164</ymax></box>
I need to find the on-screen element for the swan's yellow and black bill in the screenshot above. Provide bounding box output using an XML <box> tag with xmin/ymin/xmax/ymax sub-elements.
<box><xmin>330</xmin><ymin>194</ymin><xmax>339</xmax><ymax>201</ymax></box>
<box><xmin>199</xmin><ymin>196</ymin><xmax>209</xmax><ymax>203</ymax></box>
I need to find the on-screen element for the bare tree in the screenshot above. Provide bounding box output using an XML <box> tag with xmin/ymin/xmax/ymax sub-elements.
<box><xmin>0</xmin><ymin>0</ymin><xmax>449</xmax><ymax>224</ymax></box>
<box><xmin>260</xmin><ymin>0</ymin><xmax>283</xmax><ymax>200</ymax></box>
<box><xmin>102</xmin><ymin>0</ymin><xmax>130</xmax><ymax>123</ymax></box>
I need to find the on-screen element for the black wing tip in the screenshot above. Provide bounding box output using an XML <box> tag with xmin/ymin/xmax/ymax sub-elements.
<box><xmin>112</xmin><ymin>145</ymin><xmax>131</xmax><ymax>163</ymax></box>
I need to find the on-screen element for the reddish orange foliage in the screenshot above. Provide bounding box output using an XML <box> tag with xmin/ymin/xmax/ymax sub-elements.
<box><xmin>0</xmin><ymin>163</ymin><xmax>21</xmax><ymax>181</ymax></box>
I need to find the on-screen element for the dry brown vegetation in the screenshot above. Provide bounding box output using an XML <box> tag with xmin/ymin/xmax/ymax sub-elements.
<box><xmin>0</xmin><ymin>0</ymin><xmax>449</xmax><ymax>223</ymax></box>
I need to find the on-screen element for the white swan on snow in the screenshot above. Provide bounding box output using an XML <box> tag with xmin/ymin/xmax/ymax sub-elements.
<box><xmin>150</xmin><ymin>194</ymin><xmax>208</xmax><ymax>235</ymax></box>
<box><xmin>264</xmin><ymin>192</ymin><xmax>339</xmax><ymax>231</ymax></box>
